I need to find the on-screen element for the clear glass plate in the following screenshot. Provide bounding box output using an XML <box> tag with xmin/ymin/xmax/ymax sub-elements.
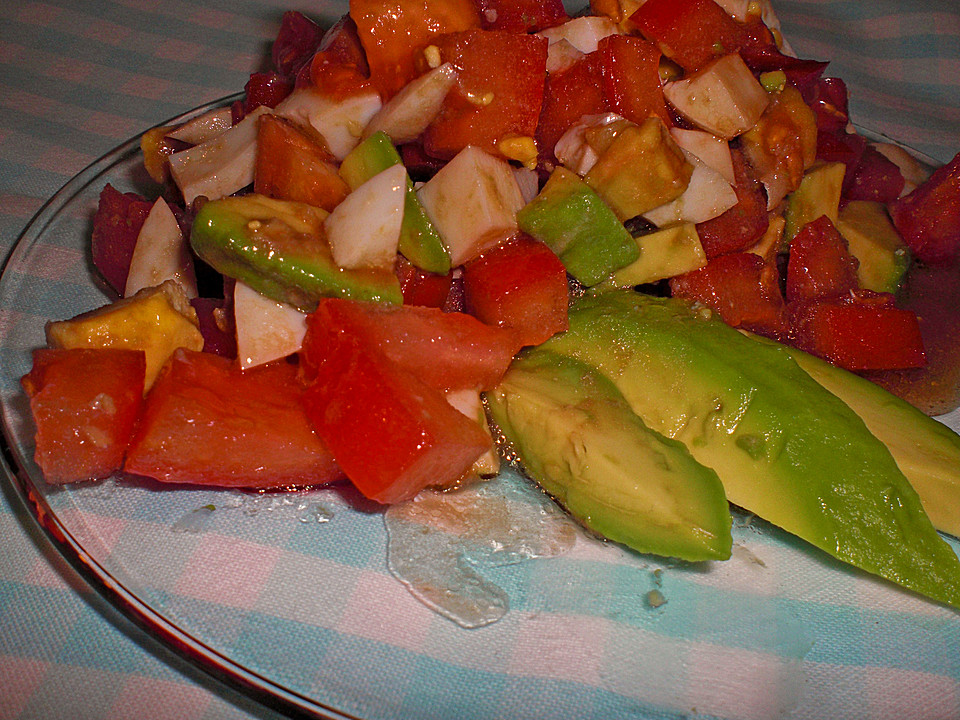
<box><xmin>2</xmin><ymin>99</ymin><xmax>960</xmax><ymax>720</ymax></box>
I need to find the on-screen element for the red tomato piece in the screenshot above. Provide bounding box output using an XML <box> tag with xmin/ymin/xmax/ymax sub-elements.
<box><xmin>786</xmin><ymin>215</ymin><xmax>860</xmax><ymax>303</ymax></box>
<box><xmin>816</xmin><ymin>129</ymin><xmax>866</xmax><ymax>192</ymax></box>
<box><xmin>317</xmin><ymin>14</ymin><xmax>369</xmax><ymax>77</ymax></box>
<box><xmin>630</xmin><ymin>0</ymin><xmax>748</xmax><ymax>72</ymax></box>
<box><xmin>844</xmin><ymin>144</ymin><xmax>905</xmax><ymax>203</ymax></box>
<box><xmin>397</xmin><ymin>257</ymin><xmax>453</xmax><ymax>308</ymax></box>
<box><xmin>474</xmin><ymin>0</ymin><xmax>568</xmax><ymax>32</ymax></box>
<box><xmin>462</xmin><ymin>234</ymin><xmax>569</xmax><ymax>346</ymax></box>
<box><xmin>272</xmin><ymin>11</ymin><xmax>326</xmax><ymax>77</ymax></box>
<box><xmin>189</xmin><ymin>296</ymin><xmax>237</xmax><ymax>359</ymax></box>
<box><xmin>308</xmin><ymin>51</ymin><xmax>376</xmax><ymax>101</ymax></box>
<box><xmin>350</xmin><ymin>0</ymin><xmax>480</xmax><ymax>100</ymax></box>
<box><xmin>242</xmin><ymin>72</ymin><xmax>294</xmax><ymax>113</ymax></box>
<box><xmin>695</xmin><ymin>148</ymin><xmax>769</xmax><ymax>258</ymax></box>
<box><xmin>536</xmin><ymin>51</ymin><xmax>607</xmax><ymax>166</ymax></box>
<box><xmin>888</xmin><ymin>151</ymin><xmax>960</xmax><ymax>266</ymax></box>
<box><xmin>810</xmin><ymin>77</ymin><xmax>850</xmax><ymax>133</ymax></box>
<box><xmin>22</xmin><ymin>348</ymin><xmax>145</xmax><ymax>484</ymax></box>
<box><xmin>300</xmin><ymin>298</ymin><xmax>522</xmax><ymax>391</ymax></box>
<box><xmin>91</xmin><ymin>184</ymin><xmax>153</xmax><ymax>295</ymax></box>
<box><xmin>124</xmin><ymin>350</ymin><xmax>342</xmax><ymax>489</ymax></box>
<box><xmin>598</xmin><ymin>35</ymin><xmax>671</xmax><ymax>127</ymax></box>
<box><xmin>670</xmin><ymin>252</ymin><xmax>789</xmax><ymax>338</ymax></box>
<box><xmin>790</xmin><ymin>293</ymin><xmax>926</xmax><ymax>370</ymax></box>
<box><xmin>254</xmin><ymin>114</ymin><xmax>350</xmax><ymax>212</ymax></box>
<box><xmin>423</xmin><ymin>29</ymin><xmax>548</xmax><ymax>160</ymax></box>
<box><xmin>301</xmin><ymin>332</ymin><xmax>491</xmax><ymax>504</ymax></box>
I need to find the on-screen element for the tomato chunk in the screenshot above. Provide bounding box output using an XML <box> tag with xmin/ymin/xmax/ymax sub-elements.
<box><xmin>423</xmin><ymin>29</ymin><xmax>548</xmax><ymax>160</ymax></box>
<box><xmin>790</xmin><ymin>293</ymin><xmax>926</xmax><ymax>371</ymax></box>
<box><xmin>124</xmin><ymin>350</ymin><xmax>342</xmax><ymax>488</ymax></box>
<box><xmin>301</xmin><ymin>331</ymin><xmax>491</xmax><ymax>504</ymax></box>
<box><xmin>462</xmin><ymin>234</ymin><xmax>569</xmax><ymax>346</ymax></box>
<box><xmin>598</xmin><ymin>35</ymin><xmax>670</xmax><ymax>127</ymax></box>
<box><xmin>845</xmin><ymin>144</ymin><xmax>905</xmax><ymax>203</ymax></box>
<box><xmin>889</xmin><ymin>151</ymin><xmax>960</xmax><ymax>266</ymax></box>
<box><xmin>475</xmin><ymin>0</ymin><xmax>568</xmax><ymax>32</ymax></box>
<box><xmin>22</xmin><ymin>348</ymin><xmax>145</xmax><ymax>484</ymax></box>
<box><xmin>397</xmin><ymin>257</ymin><xmax>453</xmax><ymax>308</ymax></box>
<box><xmin>695</xmin><ymin>148</ymin><xmax>769</xmax><ymax>258</ymax></box>
<box><xmin>300</xmin><ymin>298</ymin><xmax>521</xmax><ymax>391</ymax></box>
<box><xmin>91</xmin><ymin>184</ymin><xmax>153</xmax><ymax>295</ymax></box>
<box><xmin>242</xmin><ymin>71</ymin><xmax>293</xmax><ymax>113</ymax></box>
<box><xmin>254</xmin><ymin>114</ymin><xmax>350</xmax><ymax>212</ymax></box>
<box><xmin>272</xmin><ymin>11</ymin><xmax>326</xmax><ymax>77</ymax></box>
<box><xmin>786</xmin><ymin>215</ymin><xmax>860</xmax><ymax>303</ymax></box>
<box><xmin>536</xmin><ymin>51</ymin><xmax>606</xmax><ymax>166</ymax></box>
<box><xmin>670</xmin><ymin>252</ymin><xmax>789</xmax><ymax>338</ymax></box>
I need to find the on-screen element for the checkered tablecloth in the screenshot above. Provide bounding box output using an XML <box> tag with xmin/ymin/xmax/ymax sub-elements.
<box><xmin>1</xmin><ymin>1</ymin><xmax>959</xmax><ymax>719</ymax></box>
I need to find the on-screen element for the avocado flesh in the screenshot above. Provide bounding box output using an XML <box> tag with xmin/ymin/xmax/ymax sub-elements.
<box><xmin>339</xmin><ymin>132</ymin><xmax>450</xmax><ymax>274</ymax></box>
<box><xmin>783</xmin><ymin>161</ymin><xmax>846</xmax><ymax>245</ymax></box>
<box><xmin>780</xmin><ymin>342</ymin><xmax>960</xmax><ymax>538</ymax></box>
<box><xmin>190</xmin><ymin>195</ymin><xmax>403</xmax><ymax>312</ymax></box>
<box><xmin>540</xmin><ymin>290</ymin><xmax>960</xmax><ymax>608</ymax></box>
<box><xmin>516</xmin><ymin>166</ymin><xmax>638</xmax><ymax>286</ymax></box>
<box><xmin>836</xmin><ymin>200</ymin><xmax>910</xmax><ymax>294</ymax></box>
<box><xmin>487</xmin><ymin>349</ymin><xmax>732</xmax><ymax>562</ymax></box>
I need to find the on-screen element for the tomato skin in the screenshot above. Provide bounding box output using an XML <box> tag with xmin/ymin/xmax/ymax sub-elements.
<box><xmin>301</xmin><ymin>331</ymin><xmax>491</xmax><ymax>504</ymax></box>
<box><xmin>670</xmin><ymin>252</ymin><xmax>789</xmax><ymax>339</ymax></box>
<box><xmin>889</xmin><ymin>151</ymin><xmax>960</xmax><ymax>266</ymax></box>
<box><xmin>790</xmin><ymin>293</ymin><xmax>926</xmax><ymax>371</ymax></box>
<box><xmin>124</xmin><ymin>350</ymin><xmax>342</xmax><ymax>489</ymax></box>
<box><xmin>22</xmin><ymin>348</ymin><xmax>145</xmax><ymax>484</ymax></box>
<box><xmin>300</xmin><ymin>298</ymin><xmax>521</xmax><ymax>391</ymax></box>
<box><xmin>786</xmin><ymin>215</ymin><xmax>860</xmax><ymax>303</ymax></box>
<box><xmin>462</xmin><ymin>234</ymin><xmax>569</xmax><ymax>346</ymax></box>
<box><xmin>254</xmin><ymin>114</ymin><xmax>350</xmax><ymax>212</ymax></box>
<box><xmin>695</xmin><ymin>149</ymin><xmax>769</xmax><ymax>259</ymax></box>
<box><xmin>423</xmin><ymin>29</ymin><xmax>549</xmax><ymax>160</ymax></box>
<box><xmin>598</xmin><ymin>35</ymin><xmax>670</xmax><ymax>127</ymax></box>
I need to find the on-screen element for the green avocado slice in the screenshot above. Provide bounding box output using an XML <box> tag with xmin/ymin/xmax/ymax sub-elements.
<box><xmin>539</xmin><ymin>289</ymin><xmax>960</xmax><ymax>608</ymax></box>
<box><xmin>488</xmin><ymin>349</ymin><xmax>732</xmax><ymax>562</ymax></box>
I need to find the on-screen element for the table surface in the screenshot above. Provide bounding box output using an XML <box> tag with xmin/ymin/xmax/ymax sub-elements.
<box><xmin>1</xmin><ymin>1</ymin><xmax>959</xmax><ymax>718</ymax></box>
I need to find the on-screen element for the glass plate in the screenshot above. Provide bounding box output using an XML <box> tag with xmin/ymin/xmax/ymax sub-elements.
<box><xmin>2</xmin><ymin>99</ymin><xmax>960</xmax><ymax>720</ymax></box>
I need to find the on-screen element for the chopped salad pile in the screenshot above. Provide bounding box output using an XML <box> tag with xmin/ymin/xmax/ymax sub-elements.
<box><xmin>19</xmin><ymin>0</ymin><xmax>960</xmax><ymax>559</ymax></box>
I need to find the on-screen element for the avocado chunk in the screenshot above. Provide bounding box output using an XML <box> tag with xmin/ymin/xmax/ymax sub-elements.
<box><xmin>783</xmin><ymin>161</ymin><xmax>846</xmax><ymax>245</ymax></box>
<box><xmin>584</xmin><ymin>117</ymin><xmax>693</xmax><ymax>221</ymax></box>
<box><xmin>780</xmin><ymin>342</ymin><xmax>960</xmax><ymax>538</ymax></box>
<box><xmin>539</xmin><ymin>290</ymin><xmax>960</xmax><ymax>608</ymax></box>
<box><xmin>487</xmin><ymin>349</ymin><xmax>732</xmax><ymax>561</ymax></box>
<box><xmin>191</xmin><ymin>195</ymin><xmax>402</xmax><ymax>311</ymax></box>
<box><xmin>606</xmin><ymin>222</ymin><xmax>706</xmax><ymax>287</ymax></box>
<box><xmin>339</xmin><ymin>132</ymin><xmax>450</xmax><ymax>274</ymax></box>
<box><xmin>516</xmin><ymin>167</ymin><xmax>638</xmax><ymax>286</ymax></box>
<box><xmin>836</xmin><ymin>200</ymin><xmax>911</xmax><ymax>294</ymax></box>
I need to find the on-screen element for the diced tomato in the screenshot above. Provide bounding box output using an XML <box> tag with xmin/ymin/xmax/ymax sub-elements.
<box><xmin>816</xmin><ymin>129</ymin><xmax>866</xmax><ymax>193</ymax></box>
<box><xmin>630</xmin><ymin>0</ymin><xmax>749</xmax><ymax>72</ymax></box>
<box><xmin>350</xmin><ymin>0</ymin><xmax>480</xmax><ymax>100</ymax></box>
<box><xmin>786</xmin><ymin>215</ymin><xmax>860</xmax><ymax>302</ymax></box>
<box><xmin>308</xmin><ymin>51</ymin><xmax>375</xmax><ymax>100</ymax></box>
<box><xmin>536</xmin><ymin>51</ymin><xmax>607</xmax><ymax>166</ymax></box>
<box><xmin>397</xmin><ymin>257</ymin><xmax>453</xmax><ymax>308</ymax></box>
<box><xmin>598</xmin><ymin>35</ymin><xmax>670</xmax><ymax>127</ymax></box>
<box><xmin>462</xmin><ymin>234</ymin><xmax>569</xmax><ymax>346</ymax></box>
<box><xmin>272</xmin><ymin>10</ymin><xmax>326</xmax><ymax>77</ymax></box>
<box><xmin>474</xmin><ymin>0</ymin><xmax>568</xmax><ymax>32</ymax></box>
<box><xmin>22</xmin><ymin>348</ymin><xmax>145</xmax><ymax>484</ymax></box>
<box><xmin>670</xmin><ymin>252</ymin><xmax>789</xmax><ymax>338</ymax></box>
<box><xmin>423</xmin><ymin>29</ymin><xmax>548</xmax><ymax>160</ymax></box>
<box><xmin>317</xmin><ymin>14</ymin><xmax>370</xmax><ymax>76</ymax></box>
<box><xmin>300</xmin><ymin>298</ymin><xmax>521</xmax><ymax>391</ymax></box>
<box><xmin>888</xmin><ymin>151</ymin><xmax>960</xmax><ymax>266</ymax></box>
<box><xmin>790</xmin><ymin>292</ymin><xmax>926</xmax><ymax>370</ymax></box>
<box><xmin>254</xmin><ymin>114</ymin><xmax>350</xmax><ymax>212</ymax></box>
<box><xmin>242</xmin><ymin>71</ymin><xmax>294</xmax><ymax>113</ymax></box>
<box><xmin>301</xmin><ymin>331</ymin><xmax>491</xmax><ymax>504</ymax></box>
<box><xmin>844</xmin><ymin>144</ymin><xmax>905</xmax><ymax>203</ymax></box>
<box><xmin>696</xmin><ymin>148</ymin><xmax>769</xmax><ymax>258</ymax></box>
<box><xmin>190</xmin><ymin>296</ymin><xmax>237</xmax><ymax>359</ymax></box>
<box><xmin>124</xmin><ymin>350</ymin><xmax>342</xmax><ymax>488</ymax></box>
<box><xmin>810</xmin><ymin>77</ymin><xmax>850</xmax><ymax>133</ymax></box>
<box><xmin>91</xmin><ymin>184</ymin><xmax>153</xmax><ymax>295</ymax></box>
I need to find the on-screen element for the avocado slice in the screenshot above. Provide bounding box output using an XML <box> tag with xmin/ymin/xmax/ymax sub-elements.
<box><xmin>487</xmin><ymin>349</ymin><xmax>732</xmax><ymax>562</ymax></box>
<box><xmin>779</xmin><ymin>342</ymin><xmax>960</xmax><ymax>539</ymax></box>
<box><xmin>339</xmin><ymin>132</ymin><xmax>450</xmax><ymax>274</ymax></box>
<box><xmin>783</xmin><ymin>161</ymin><xmax>846</xmax><ymax>245</ymax></box>
<box><xmin>836</xmin><ymin>200</ymin><xmax>911</xmax><ymax>294</ymax></box>
<box><xmin>516</xmin><ymin>167</ymin><xmax>638</xmax><ymax>286</ymax></box>
<box><xmin>540</xmin><ymin>290</ymin><xmax>960</xmax><ymax>608</ymax></box>
<box><xmin>607</xmin><ymin>222</ymin><xmax>706</xmax><ymax>287</ymax></box>
<box><xmin>190</xmin><ymin>195</ymin><xmax>402</xmax><ymax>311</ymax></box>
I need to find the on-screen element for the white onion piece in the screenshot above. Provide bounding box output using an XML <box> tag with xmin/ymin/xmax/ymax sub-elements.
<box><xmin>233</xmin><ymin>281</ymin><xmax>307</xmax><ymax>370</ymax></box>
<box><xmin>275</xmin><ymin>86</ymin><xmax>382</xmax><ymax>161</ymax></box>
<box><xmin>537</xmin><ymin>16</ymin><xmax>620</xmax><ymax>54</ymax></box>
<box><xmin>124</xmin><ymin>197</ymin><xmax>197</xmax><ymax>298</ymax></box>
<box><xmin>643</xmin><ymin>152</ymin><xmax>738</xmax><ymax>226</ymax></box>
<box><xmin>554</xmin><ymin>112</ymin><xmax>625</xmax><ymax>175</ymax></box>
<box><xmin>166</xmin><ymin>106</ymin><xmax>234</xmax><ymax>145</ymax></box>
<box><xmin>669</xmin><ymin>128</ymin><xmax>736</xmax><ymax>185</ymax></box>
<box><xmin>363</xmin><ymin>63</ymin><xmax>458</xmax><ymax>145</ymax></box>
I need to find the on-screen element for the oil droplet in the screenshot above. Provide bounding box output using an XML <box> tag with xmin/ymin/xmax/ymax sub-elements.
<box><xmin>385</xmin><ymin>469</ymin><xmax>577</xmax><ymax>628</ymax></box>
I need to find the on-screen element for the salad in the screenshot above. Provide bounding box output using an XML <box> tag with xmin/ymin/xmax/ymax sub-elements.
<box><xmin>18</xmin><ymin>0</ymin><xmax>960</xmax><ymax>608</ymax></box>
